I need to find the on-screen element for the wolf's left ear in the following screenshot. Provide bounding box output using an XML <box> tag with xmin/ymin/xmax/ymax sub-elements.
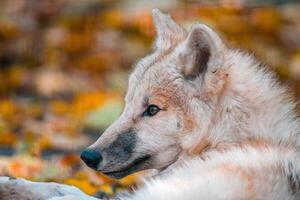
<box><xmin>152</xmin><ymin>9</ymin><xmax>186</xmax><ymax>51</ymax></box>
<box><xmin>177</xmin><ymin>24</ymin><xmax>226</xmax><ymax>79</ymax></box>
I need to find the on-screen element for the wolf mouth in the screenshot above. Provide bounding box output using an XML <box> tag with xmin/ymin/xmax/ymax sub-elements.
<box><xmin>102</xmin><ymin>155</ymin><xmax>152</xmax><ymax>179</ymax></box>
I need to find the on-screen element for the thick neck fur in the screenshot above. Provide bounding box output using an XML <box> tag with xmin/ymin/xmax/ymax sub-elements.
<box><xmin>189</xmin><ymin>50</ymin><xmax>300</xmax><ymax>155</ymax></box>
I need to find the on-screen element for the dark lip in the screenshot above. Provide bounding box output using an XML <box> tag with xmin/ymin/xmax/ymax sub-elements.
<box><xmin>101</xmin><ymin>155</ymin><xmax>151</xmax><ymax>179</ymax></box>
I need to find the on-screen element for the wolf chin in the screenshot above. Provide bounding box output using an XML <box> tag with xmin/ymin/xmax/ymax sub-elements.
<box><xmin>80</xmin><ymin>9</ymin><xmax>300</xmax><ymax>200</ymax></box>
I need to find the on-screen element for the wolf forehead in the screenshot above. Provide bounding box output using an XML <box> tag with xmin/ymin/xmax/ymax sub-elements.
<box><xmin>125</xmin><ymin>60</ymin><xmax>186</xmax><ymax>109</ymax></box>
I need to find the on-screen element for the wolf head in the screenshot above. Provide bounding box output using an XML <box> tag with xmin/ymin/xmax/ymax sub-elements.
<box><xmin>81</xmin><ymin>9</ymin><xmax>230</xmax><ymax>179</ymax></box>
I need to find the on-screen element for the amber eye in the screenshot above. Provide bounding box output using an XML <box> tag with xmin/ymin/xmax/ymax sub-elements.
<box><xmin>143</xmin><ymin>104</ymin><xmax>161</xmax><ymax>117</ymax></box>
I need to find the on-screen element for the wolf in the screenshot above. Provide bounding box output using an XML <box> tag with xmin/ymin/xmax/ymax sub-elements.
<box><xmin>80</xmin><ymin>8</ymin><xmax>300</xmax><ymax>200</ymax></box>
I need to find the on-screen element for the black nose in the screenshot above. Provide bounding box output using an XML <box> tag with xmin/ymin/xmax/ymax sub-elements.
<box><xmin>80</xmin><ymin>149</ymin><xmax>102</xmax><ymax>170</ymax></box>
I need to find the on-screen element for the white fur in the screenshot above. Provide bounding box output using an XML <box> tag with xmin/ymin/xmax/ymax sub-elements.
<box><xmin>0</xmin><ymin>177</ymin><xmax>98</xmax><ymax>200</ymax></box>
<box><xmin>121</xmin><ymin>145</ymin><xmax>299</xmax><ymax>200</ymax></box>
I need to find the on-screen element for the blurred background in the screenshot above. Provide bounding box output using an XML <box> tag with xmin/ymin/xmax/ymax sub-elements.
<box><xmin>0</xmin><ymin>0</ymin><xmax>299</xmax><ymax>198</ymax></box>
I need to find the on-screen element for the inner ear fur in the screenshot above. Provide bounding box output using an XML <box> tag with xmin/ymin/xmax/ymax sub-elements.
<box><xmin>178</xmin><ymin>24</ymin><xmax>226</xmax><ymax>79</ymax></box>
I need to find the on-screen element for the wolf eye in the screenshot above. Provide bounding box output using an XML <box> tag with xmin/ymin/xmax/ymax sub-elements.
<box><xmin>143</xmin><ymin>105</ymin><xmax>160</xmax><ymax>117</ymax></box>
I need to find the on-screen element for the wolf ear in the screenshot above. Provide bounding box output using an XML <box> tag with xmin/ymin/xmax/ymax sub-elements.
<box><xmin>177</xmin><ymin>24</ymin><xmax>225</xmax><ymax>79</ymax></box>
<box><xmin>152</xmin><ymin>9</ymin><xmax>186</xmax><ymax>51</ymax></box>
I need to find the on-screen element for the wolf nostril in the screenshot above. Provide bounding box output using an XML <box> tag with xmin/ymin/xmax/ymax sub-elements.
<box><xmin>80</xmin><ymin>149</ymin><xmax>102</xmax><ymax>170</ymax></box>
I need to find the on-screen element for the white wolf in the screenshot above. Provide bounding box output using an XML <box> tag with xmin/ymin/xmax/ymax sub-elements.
<box><xmin>80</xmin><ymin>9</ymin><xmax>300</xmax><ymax>200</ymax></box>
<box><xmin>1</xmin><ymin>8</ymin><xmax>300</xmax><ymax>200</ymax></box>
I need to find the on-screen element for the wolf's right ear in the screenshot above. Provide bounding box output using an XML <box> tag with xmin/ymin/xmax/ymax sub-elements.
<box><xmin>152</xmin><ymin>9</ymin><xmax>186</xmax><ymax>51</ymax></box>
<box><xmin>177</xmin><ymin>24</ymin><xmax>226</xmax><ymax>80</ymax></box>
